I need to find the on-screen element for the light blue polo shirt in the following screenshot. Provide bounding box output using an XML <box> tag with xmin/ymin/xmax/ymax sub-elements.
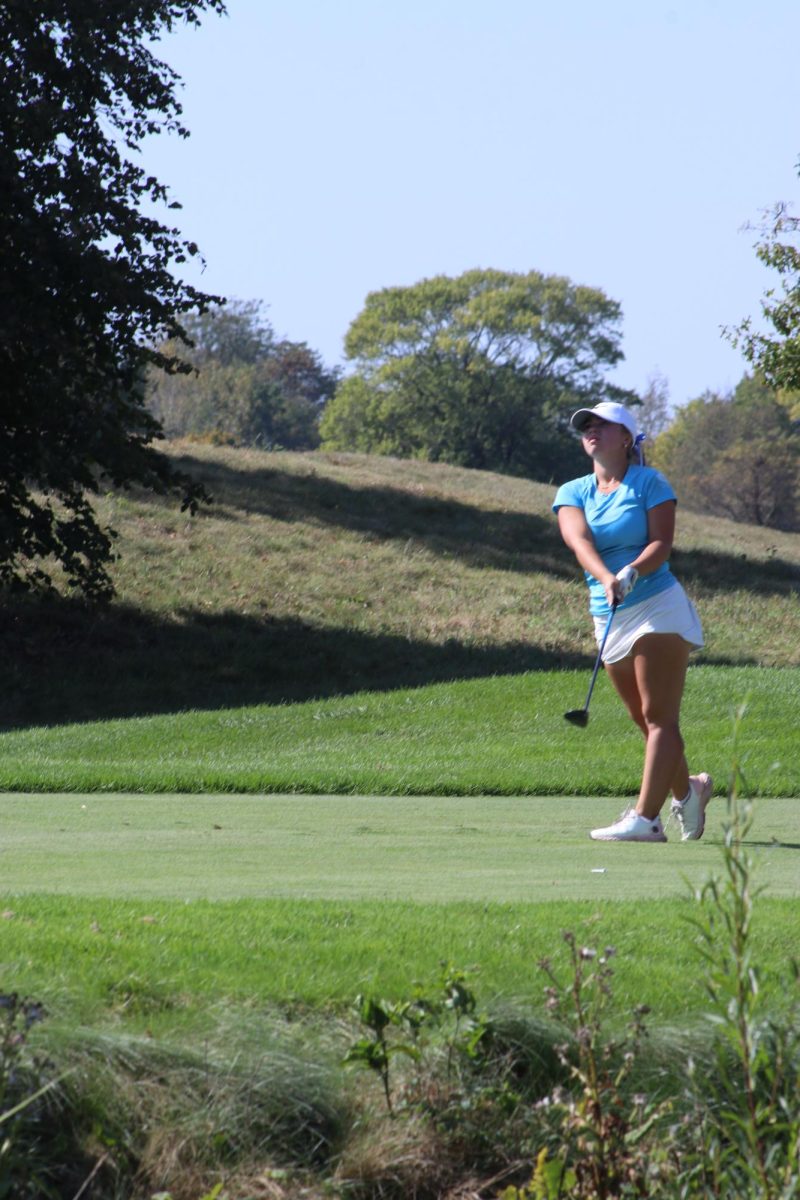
<box><xmin>552</xmin><ymin>465</ymin><xmax>677</xmax><ymax>616</ymax></box>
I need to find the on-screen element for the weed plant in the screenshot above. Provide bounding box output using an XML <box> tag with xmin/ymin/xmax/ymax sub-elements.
<box><xmin>343</xmin><ymin>964</ymin><xmax>498</xmax><ymax>1118</ymax></box>
<box><xmin>530</xmin><ymin>934</ymin><xmax>671</xmax><ymax>1198</ymax></box>
<box><xmin>676</xmin><ymin>710</ymin><xmax>800</xmax><ymax>1199</ymax></box>
<box><xmin>342</xmin><ymin>964</ymin><xmax>569</xmax><ymax>1191</ymax></box>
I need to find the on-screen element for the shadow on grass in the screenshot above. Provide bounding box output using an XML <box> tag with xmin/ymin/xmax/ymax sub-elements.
<box><xmin>742</xmin><ymin>840</ymin><xmax>800</xmax><ymax>851</ymax></box>
<box><xmin>165</xmin><ymin>454</ymin><xmax>582</xmax><ymax>580</ymax></box>
<box><xmin>1</xmin><ymin>600</ymin><xmax>591</xmax><ymax>731</ymax></box>
<box><xmin>672</xmin><ymin>545</ymin><xmax>800</xmax><ymax>597</ymax></box>
<box><xmin>169</xmin><ymin>454</ymin><xmax>800</xmax><ymax>596</ymax></box>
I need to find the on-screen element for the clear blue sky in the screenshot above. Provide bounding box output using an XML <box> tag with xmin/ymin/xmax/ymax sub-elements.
<box><xmin>143</xmin><ymin>0</ymin><xmax>800</xmax><ymax>409</ymax></box>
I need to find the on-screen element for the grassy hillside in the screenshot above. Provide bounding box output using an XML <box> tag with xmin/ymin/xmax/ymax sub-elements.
<box><xmin>3</xmin><ymin>442</ymin><xmax>799</xmax><ymax>730</ymax></box>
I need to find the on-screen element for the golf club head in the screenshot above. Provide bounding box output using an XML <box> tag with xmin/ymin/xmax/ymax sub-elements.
<box><xmin>564</xmin><ymin>708</ymin><xmax>589</xmax><ymax>727</ymax></box>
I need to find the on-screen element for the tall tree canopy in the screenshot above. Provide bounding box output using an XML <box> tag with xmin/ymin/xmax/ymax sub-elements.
<box><xmin>0</xmin><ymin>0</ymin><xmax>226</xmax><ymax>600</ymax></box>
<box><xmin>319</xmin><ymin>268</ymin><xmax>635</xmax><ymax>481</ymax></box>
<box><xmin>147</xmin><ymin>300</ymin><xmax>339</xmax><ymax>449</ymax></box>
<box><xmin>652</xmin><ymin>375</ymin><xmax>800</xmax><ymax>529</ymax></box>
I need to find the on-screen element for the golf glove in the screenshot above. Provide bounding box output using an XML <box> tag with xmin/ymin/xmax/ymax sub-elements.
<box><xmin>615</xmin><ymin>564</ymin><xmax>639</xmax><ymax>599</ymax></box>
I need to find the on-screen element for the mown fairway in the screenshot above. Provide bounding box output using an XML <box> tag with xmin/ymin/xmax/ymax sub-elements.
<box><xmin>2</xmin><ymin>793</ymin><xmax>797</xmax><ymax>903</ymax></box>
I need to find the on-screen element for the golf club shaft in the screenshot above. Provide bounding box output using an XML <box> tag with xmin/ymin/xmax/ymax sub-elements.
<box><xmin>581</xmin><ymin>602</ymin><xmax>617</xmax><ymax>710</ymax></box>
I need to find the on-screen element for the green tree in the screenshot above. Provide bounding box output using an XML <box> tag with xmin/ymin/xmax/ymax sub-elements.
<box><xmin>652</xmin><ymin>376</ymin><xmax>799</xmax><ymax>528</ymax></box>
<box><xmin>146</xmin><ymin>301</ymin><xmax>338</xmax><ymax>448</ymax></box>
<box><xmin>320</xmin><ymin>268</ymin><xmax>635</xmax><ymax>481</ymax></box>
<box><xmin>0</xmin><ymin>1</ymin><xmax>226</xmax><ymax>601</ymax></box>
<box><xmin>728</xmin><ymin>179</ymin><xmax>800</xmax><ymax>418</ymax></box>
<box><xmin>176</xmin><ymin>298</ymin><xmax>275</xmax><ymax>367</ymax></box>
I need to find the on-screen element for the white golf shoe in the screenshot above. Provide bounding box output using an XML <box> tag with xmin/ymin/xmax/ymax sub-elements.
<box><xmin>590</xmin><ymin>808</ymin><xmax>667</xmax><ymax>842</ymax></box>
<box><xmin>670</xmin><ymin>772</ymin><xmax>714</xmax><ymax>841</ymax></box>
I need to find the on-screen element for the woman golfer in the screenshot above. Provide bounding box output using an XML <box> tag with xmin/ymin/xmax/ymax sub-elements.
<box><xmin>553</xmin><ymin>401</ymin><xmax>712</xmax><ymax>842</ymax></box>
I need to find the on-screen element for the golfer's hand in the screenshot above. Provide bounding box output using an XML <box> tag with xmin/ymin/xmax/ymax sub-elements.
<box><xmin>602</xmin><ymin>576</ymin><xmax>621</xmax><ymax>608</ymax></box>
<box><xmin>615</xmin><ymin>564</ymin><xmax>639</xmax><ymax>600</ymax></box>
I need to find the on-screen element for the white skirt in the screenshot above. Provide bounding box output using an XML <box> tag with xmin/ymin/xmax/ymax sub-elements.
<box><xmin>593</xmin><ymin>580</ymin><xmax>704</xmax><ymax>664</ymax></box>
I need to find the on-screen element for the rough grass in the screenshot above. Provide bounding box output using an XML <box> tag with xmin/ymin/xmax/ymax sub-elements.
<box><xmin>6</xmin><ymin>893</ymin><xmax>799</xmax><ymax>1200</ymax></box>
<box><xmin>2</xmin><ymin>887</ymin><xmax>797</xmax><ymax>1033</ymax></box>
<box><xmin>10</xmin><ymin>1021</ymin><xmax>352</xmax><ymax>1200</ymax></box>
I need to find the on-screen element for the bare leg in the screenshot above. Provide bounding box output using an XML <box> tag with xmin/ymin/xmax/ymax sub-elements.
<box><xmin>605</xmin><ymin>643</ymin><xmax>690</xmax><ymax>803</ymax></box>
<box><xmin>630</xmin><ymin>634</ymin><xmax>691</xmax><ymax>818</ymax></box>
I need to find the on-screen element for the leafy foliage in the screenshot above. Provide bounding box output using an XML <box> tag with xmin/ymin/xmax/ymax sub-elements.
<box><xmin>320</xmin><ymin>268</ymin><xmax>636</xmax><ymax>480</ymax></box>
<box><xmin>532</xmin><ymin>937</ymin><xmax>672</xmax><ymax>1199</ymax></box>
<box><xmin>680</xmin><ymin>709</ymin><xmax>800</xmax><ymax>1199</ymax></box>
<box><xmin>728</xmin><ymin>180</ymin><xmax>800</xmax><ymax>412</ymax></box>
<box><xmin>0</xmin><ymin>1</ymin><xmax>226</xmax><ymax>600</ymax></box>
<box><xmin>344</xmin><ymin>964</ymin><xmax>497</xmax><ymax>1118</ymax></box>
<box><xmin>146</xmin><ymin>299</ymin><xmax>339</xmax><ymax>448</ymax></box>
<box><xmin>652</xmin><ymin>374</ymin><xmax>800</xmax><ymax>528</ymax></box>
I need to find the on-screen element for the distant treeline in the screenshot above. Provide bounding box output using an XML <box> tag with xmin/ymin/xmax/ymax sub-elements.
<box><xmin>146</xmin><ymin>270</ymin><xmax>800</xmax><ymax>530</ymax></box>
<box><xmin>147</xmin><ymin>299</ymin><xmax>339</xmax><ymax>452</ymax></box>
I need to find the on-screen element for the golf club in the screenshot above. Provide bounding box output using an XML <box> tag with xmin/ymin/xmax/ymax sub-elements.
<box><xmin>564</xmin><ymin>602</ymin><xmax>618</xmax><ymax>727</ymax></box>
